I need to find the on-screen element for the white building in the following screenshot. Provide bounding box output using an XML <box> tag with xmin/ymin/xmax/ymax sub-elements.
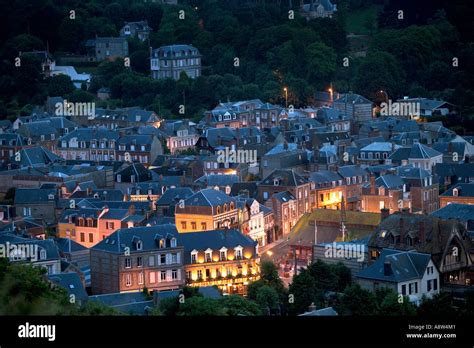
<box><xmin>356</xmin><ymin>249</ymin><xmax>440</xmax><ymax>304</ymax></box>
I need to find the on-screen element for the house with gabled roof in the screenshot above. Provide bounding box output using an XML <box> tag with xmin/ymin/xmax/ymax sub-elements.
<box><xmin>174</xmin><ymin>188</ymin><xmax>239</xmax><ymax>233</ymax></box>
<box><xmin>90</xmin><ymin>225</ymin><xmax>185</xmax><ymax>294</ymax></box>
<box><xmin>368</xmin><ymin>212</ymin><xmax>473</xmax><ymax>287</ymax></box>
<box><xmin>356</xmin><ymin>249</ymin><xmax>440</xmax><ymax>303</ymax></box>
<box><xmin>258</xmin><ymin>169</ymin><xmax>312</xmax><ymax>219</ymax></box>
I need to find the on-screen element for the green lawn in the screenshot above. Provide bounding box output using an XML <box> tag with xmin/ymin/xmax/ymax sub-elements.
<box><xmin>346</xmin><ymin>5</ymin><xmax>382</xmax><ymax>35</ymax></box>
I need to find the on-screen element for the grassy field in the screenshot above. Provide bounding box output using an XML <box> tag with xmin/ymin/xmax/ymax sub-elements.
<box><xmin>346</xmin><ymin>5</ymin><xmax>382</xmax><ymax>35</ymax></box>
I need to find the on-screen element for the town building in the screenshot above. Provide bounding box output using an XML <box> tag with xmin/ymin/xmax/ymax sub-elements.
<box><xmin>174</xmin><ymin>188</ymin><xmax>239</xmax><ymax>233</ymax></box>
<box><xmin>150</xmin><ymin>44</ymin><xmax>201</xmax><ymax>80</ymax></box>
<box><xmin>90</xmin><ymin>225</ymin><xmax>185</xmax><ymax>294</ymax></box>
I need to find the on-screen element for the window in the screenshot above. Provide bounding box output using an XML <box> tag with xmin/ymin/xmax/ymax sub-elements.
<box><xmin>160</xmin><ymin>271</ymin><xmax>167</xmax><ymax>281</ymax></box>
<box><xmin>125</xmin><ymin>274</ymin><xmax>132</xmax><ymax>287</ymax></box>
<box><xmin>433</xmin><ymin>279</ymin><xmax>438</xmax><ymax>291</ymax></box>
<box><xmin>172</xmin><ymin>269</ymin><xmax>178</xmax><ymax>280</ymax></box>
<box><xmin>149</xmin><ymin>272</ymin><xmax>156</xmax><ymax>283</ymax></box>
<box><xmin>160</xmin><ymin>254</ymin><xmax>166</xmax><ymax>265</ymax></box>
<box><xmin>234</xmin><ymin>247</ymin><xmax>243</xmax><ymax>260</ymax></box>
<box><xmin>205</xmin><ymin>250</ymin><xmax>212</xmax><ymax>262</ymax></box>
<box><xmin>137</xmin><ymin>256</ymin><xmax>143</xmax><ymax>267</ymax></box>
<box><xmin>136</xmin><ymin>240</ymin><xmax>143</xmax><ymax>250</ymax></box>
<box><xmin>171</xmin><ymin>253</ymin><xmax>178</xmax><ymax>264</ymax></box>
<box><xmin>88</xmin><ymin>234</ymin><xmax>94</xmax><ymax>243</ymax></box>
<box><xmin>427</xmin><ymin>279</ymin><xmax>432</xmax><ymax>292</ymax></box>
<box><xmin>181</xmin><ymin>221</ymin><xmax>187</xmax><ymax>230</ymax></box>
<box><xmin>220</xmin><ymin>250</ymin><xmax>227</xmax><ymax>261</ymax></box>
<box><xmin>170</xmin><ymin>238</ymin><xmax>177</xmax><ymax>248</ymax></box>
<box><xmin>80</xmin><ymin>233</ymin><xmax>85</xmax><ymax>242</ymax></box>
<box><xmin>191</xmin><ymin>252</ymin><xmax>197</xmax><ymax>264</ymax></box>
<box><xmin>138</xmin><ymin>273</ymin><xmax>144</xmax><ymax>285</ymax></box>
<box><xmin>197</xmin><ymin>270</ymin><xmax>203</xmax><ymax>279</ymax></box>
<box><xmin>401</xmin><ymin>284</ymin><xmax>406</xmax><ymax>296</ymax></box>
<box><xmin>40</xmin><ymin>249</ymin><xmax>47</xmax><ymax>260</ymax></box>
<box><xmin>263</xmin><ymin>192</ymin><xmax>268</xmax><ymax>200</ymax></box>
<box><xmin>106</xmin><ymin>222</ymin><xmax>115</xmax><ymax>230</ymax></box>
<box><xmin>201</xmin><ymin>222</ymin><xmax>207</xmax><ymax>230</ymax></box>
<box><xmin>23</xmin><ymin>207</ymin><xmax>31</xmax><ymax>216</ymax></box>
<box><xmin>148</xmin><ymin>255</ymin><xmax>155</xmax><ymax>267</ymax></box>
<box><xmin>125</xmin><ymin>258</ymin><xmax>131</xmax><ymax>269</ymax></box>
<box><xmin>191</xmin><ymin>222</ymin><xmax>197</xmax><ymax>230</ymax></box>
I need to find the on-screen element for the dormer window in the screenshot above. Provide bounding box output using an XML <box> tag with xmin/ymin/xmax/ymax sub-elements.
<box><xmin>234</xmin><ymin>246</ymin><xmax>243</xmax><ymax>260</ymax></box>
<box><xmin>220</xmin><ymin>247</ymin><xmax>227</xmax><ymax>261</ymax></box>
<box><xmin>453</xmin><ymin>188</ymin><xmax>458</xmax><ymax>197</ymax></box>
<box><xmin>40</xmin><ymin>249</ymin><xmax>47</xmax><ymax>260</ymax></box>
<box><xmin>191</xmin><ymin>250</ymin><xmax>198</xmax><ymax>264</ymax></box>
<box><xmin>170</xmin><ymin>238</ymin><xmax>177</xmax><ymax>248</ymax></box>
<box><xmin>273</xmin><ymin>179</ymin><xmax>279</xmax><ymax>186</ymax></box>
<box><xmin>160</xmin><ymin>239</ymin><xmax>165</xmax><ymax>248</ymax></box>
<box><xmin>205</xmin><ymin>248</ymin><xmax>213</xmax><ymax>262</ymax></box>
<box><xmin>136</xmin><ymin>240</ymin><xmax>143</xmax><ymax>250</ymax></box>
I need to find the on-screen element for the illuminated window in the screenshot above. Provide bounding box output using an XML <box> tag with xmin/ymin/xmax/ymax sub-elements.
<box><xmin>205</xmin><ymin>249</ymin><xmax>213</xmax><ymax>262</ymax></box>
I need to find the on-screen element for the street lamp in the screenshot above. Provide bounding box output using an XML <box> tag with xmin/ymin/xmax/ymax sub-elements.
<box><xmin>283</xmin><ymin>87</ymin><xmax>288</xmax><ymax>108</ymax></box>
<box><xmin>379</xmin><ymin>90</ymin><xmax>389</xmax><ymax>103</ymax></box>
<box><xmin>328</xmin><ymin>87</ymin><xmax>334</xmax><ymax>104</ymax></box>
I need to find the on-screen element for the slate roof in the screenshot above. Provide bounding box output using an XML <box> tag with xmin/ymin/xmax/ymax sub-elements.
<box><xmin>48</xmin><ymin>272</ymin><xmax>88</xmax><ymax>304</ymax></box>
<box><xmin>309</xmin><ymin>170</ymin><xmax>342</xmax><ymax>184</ymax></box>
<box><xmin>396</xmin><ymin>166</ymin><xmax>431</xmax><ymax>180</ymax></box>
<box><xmin>375</xmin><ymin>174</ymin><xmax>405</xmax><ymax>189</ymax></box>
<box><xmin>0</xmin><ymin>234</ymin><xmax>60</xmax><ymax>261</ymax></box>
<box><xmin>156</xmin><ymin>187</ymin><xmax>194</xmax><ymax>205</ymax></box>
<box><xmin>299</xmin><ymin>307</ymin><xmax>338</xmax><ymax>316</ymax></box>
<box><xmin>434</xmin><ymin>163</ymin><xmax>474</xmax><ymax>179</ymax></box>
<box><xmin>152</xmin><ymin>44</ymin><xmax>201</xmax><ymax>59</ymax></box>
<box><xmin>431</xmin><ymin>204</ymin><xmax>474</xmax><ymax>224</ymax></box>
<box><xmin>433</xmin><ymin>142</ymin><xmax>466</xmax><ymax>158</ymax></box>
<box><xmin>88</xmin><ymin>291</ymin><xmax>152</xmax><ymax>315</ymax></box>
<box><xmin>441</xmin><ymin>183</ymin><xmax>474</xmax><ymax>197</ymax></box>
<box><xmin>182</xmin><ymin>188</ymin><xmax>235</xmax><ymax>207</ymax></box>
<box><xmin>195</xmin><ymin>174</ymin><xmax>239</xmax><ymax>187</ymax></box>
<box><xmin>334</xmin><ymin>93</ymin><xmax>372</xmax><ymax>105</ymax></box>
<box><xmin>91</xmin><ymin>225</ymin><xmax>180</xmax><ymax>254</ymax></box>
<box><xmin>361</xmin><ymin>142</ymin><xmax>399</xmax><ymax>152</ymax></box>
<box><xmin>13</xmin><ymin>146</ymin><xmax>63</xmax><ymax>167</ymax></box>
<box><xmin>230</xmin><ymin>182</ymin><xmax>258</xmax><ymax>198</ymax></box>
<box><xmin>60</xmin><ymin>128</ymin><xmax>119</xmax><ymax>142</ymax></box>
<box><xmin>54</xmin><ymin>237</ymin><xmax>88</xmax><ymax>253</ymax></box>
<box><xmin>272</xmin><ymin>191</ymin><xmax>296</xmax><ymax>203</ymax></box>
<box><xmin>357</xmin><ymin>249</ymin><xmax>432</xmax><ymax>283</ymax></box>
<box><xmin>260</xmin><ymin>169</ymin><xmax>308</xmax><ymax>186</ymax></box>
<box><xmin>407</xmin><ymin>143</ymin><xmax>442</xmax><ymax>159</ymax></box>
<box><xmin>14</xmin><ymin>188</ymin><xmax>58</xmax><ymax>204</ymax></box>
<box><xmin>337</xmin><ymin>165</ymin><xmax>368</xmax><ymax>178</ymax></box>
<box><xmin>179</xmin><ymin>229</ymin><xmax>257</xmax><ymax>264</ymax></box>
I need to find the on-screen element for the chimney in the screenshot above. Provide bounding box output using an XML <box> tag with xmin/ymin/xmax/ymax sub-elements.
<box><xmin>380</xmin><ymin>208</ymin><xmax>390</xmax><ymax>221</ymax></box>
<box><xmin>383</xmin><ymin>261</ymin><xmax>393</xmax><ymax>276</ymax></box>
<box><xmin>370</xmin><ymin>175</ymin><xmax>376</xmax><ymax>194</ymax></box>
<box><xmin>419</xmin><ymin>220</ymin><xmax>425</xmax><ymax>245</ymax></box>
<box><xmin>399</xmin><ymin>217</ymin><xmax>405</xmax><ymax>244</ymax></box>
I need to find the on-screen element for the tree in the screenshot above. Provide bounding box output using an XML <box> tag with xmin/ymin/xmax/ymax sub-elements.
<box><xmin>417</xmin><ymin>292</ymin><xmax>456</xmax><ymax>316</ymax></box>
<box><xmin>176</xmin><ymin>297</ymin><xmax>226</xmax><ymax>316</ymax></box>
<box><xmin>288</xmin><ymin>269</ymin><xmax>321</xmax><ymax>315</ymax></box>
<box><xmin>220</xmin><ymin>295</ymin><xmax>261</xmax><ymax>316</ymax></box>
<box><xmin>255</xmin><ymin>285</ymin><xmax>280</xmax><ymax>315</ymax></box>
<box><xmin>375</xmin><ymin>288</ymin><xmax>416</xmax><ymax>316</ymax></box>
<box><xmin>47</xmin><ymin>75</ymin><xmax>75</xmax><ymax>97</ymax></box>
<box><xmin>337</xmin><ymin>284</ymin><xmax>378</xmax><ymax>315</ymax></box>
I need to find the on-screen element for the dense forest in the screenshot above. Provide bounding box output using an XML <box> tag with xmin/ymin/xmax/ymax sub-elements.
<box><xmin>0</xmin><ymin>0</ymin><xmax>473</xmax><ymax>132</ymax></box>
